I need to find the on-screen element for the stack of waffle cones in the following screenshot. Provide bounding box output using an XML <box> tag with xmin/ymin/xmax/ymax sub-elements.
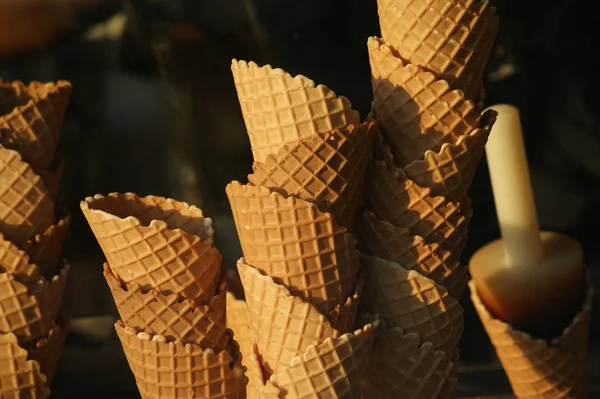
<box><xmin>0</xmin><ymin>80</ymin><xmax>72</xmax><ymax>398</ymax></box>
<box><xmin>81</xmin><ymin>193</ymin><xmax>248</xmax><ymax>398</ymax></box>
<box><xmin>226</xmin><ymin>60</ymin><xmax>380</xmax><ymax>398</ymax></box>
<box><xmin>357</xmin><ymin>0</ymin><xmax>498</xmax><ymax>397</ymax></box>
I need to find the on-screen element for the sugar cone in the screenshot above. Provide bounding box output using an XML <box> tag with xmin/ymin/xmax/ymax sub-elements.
<box><xmin>115</xmin><ymin>320</ymin><xmax>247</xmax><ymax>399</ymax></box>
<box><xmin>0</xmin><ymin>233</ymin><xmax>42</xmax><ymax>284</ymax></box>
<box><xmin>251</xmin><ymin>319</ymin><xmax>379</xmax><ymax>398</ymax></box>
<box><xmin>0</xmin><ymin>332</ymin><xmax>50</xmax><ymax>398</ymax></box>
<box><xmin>104</xmin><ymin>264</ymin><xmax>230</xmax><ymax>349</ymax></box>
<box><xmin>368</xmin><ymin>37</ymin><xmax>481</xmax><ymax>166</ymax></box>
<box><xmin>358</xmin><ymin>211</ymin><xmax>468</xmax><ymax>299</ymax></box>
<box><xmin>361</xmin><ymin>255</ymin><xmax>463</xmax><ymax>357</ymax></box>
<box><xmin>249</xmin><ymin>121</ymin><xmax>376</xmax><ymax>229</ymax></box>
<box><xmin>26</xmin><ymin>315</ymin><xmax>70</xmax><ymax>386</ymax></box>
<box><xmin>0</xmin><ymin>146</ymin><xmax>55</xmax><ymax>248</ymax></box>
<box><xmin>237</xmin><ymin>260</ymin><xmax>340</xmax><ymax>377</ymax></box>
<box><xmin>376</xmin><ymin>0</ymin><xmax>496</xmax><ymax>100</ymax></box>
<box><xmin>226</xmin><ymin>182</ymin><xmax>360</xmax><ymax>313</ymax></box>
<box><xmin>0</xmin><ymin>80</ymin><xmax>71</xmax><ymax>174</ymax></box>
<box><xmin>227</xmin><ymin>292</ymin><xmax>257</xmax><ymax>399</ymax></box>
<box><xmin>81</xmin><ymin>193</ymin><xmax>221</xmax><ymax>302</ymax></box>
<box><xmin>41</xmin><ymin>157</ymin><xmax>65</xmax><ymax>202</ymax></box>
<box><xmin>361</xmin><ymin>322</ymin><xmax>458</xmax><ymax>399</ymax></box>
<box><xmin>231</xmin><ymin>60</ymin><xmax>361</xmax><ymax>163</ymax></box>
<box><xmin>470</xmin><ymin>279</ymin><xmax>593</xmax><ymax>398</ymax></box>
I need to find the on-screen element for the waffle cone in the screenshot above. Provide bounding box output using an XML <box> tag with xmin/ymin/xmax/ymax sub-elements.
<box><xmin>237</xmin><ymin>260</ymin><xmax>340</xmax><ymax>377</ymax></box>
<box><xmin>226</xmin><ymin>292</ymin><xmax>257</xmax><ymax>399</ymax></box>
<box><xmin>376</xmin><ymin>0</ymin><xmax>496</xmax><ymax>100</ymax></box>
<box><xmin>231</xmin><ymin>60</ymin><xmax>360</xmax><ymax>163</ymax></box>
<box><xmin>26</xmin><ymin>315</ymin><xmax>70</xmax><ymax>386</ymax></box>
<box><xmin>0</xmin><ymin>233</ymin><xmax>42</xmax><ymax>284</ymax></box>
<box><xmin>470</xmin><ymin>279</ymin><xmax>593</xmax><ymax>398</ymax></box>
<box><xmin>226</xmin><ymin>182</ymin><xmax>360</xmax><ymax>312</ymax></box>
<box><xmin>0</xmin><ymin>332</ymin><xmax>50</xmax><ymax>398</ymax></box>
<box><xmin>361</xmin><ymin>255</ymin><xmax>463</xmax><ymax>356</ymax></box>
<box><xmin>23</xmin><ymin>209</ymin><xmax>71</xmax><ymax>279</ymax></box>
<box><xmin>251</xmin><ymin>319</ymin><xmax>379</xmax><ymax>398</ymax></box>
<box><xmin>41</xmin><ymin>158</ymin><xmax>65</xmax><ymax>202</ymax></box>
<box><xmin>0</xmin><ymin>147</ymin><xmax>55</xmax><ymax>248</ymax></box>
<box><xmin>115</xmin><ymin>320</ymin><xmax>247</xmax><ymax>399</ymax></box>
<box><xmin>361</xmin><ymin>322</ymin><xmax>458</xmax><ymax>399</ymax></box>
<box><xmin>368</xmin><ymin>37</ymin><xmax>481</xmax><ymax>166</ymax></box>
<box><xmin>249</xmin><ymin>121</ymin><xmax>376</xmax><ymax>229</ymax></box>
<box><xmin>81</xmin><ymin>193</ymin><xmax>221</xmax><ymax>302</ymax></box>
<box><xmin>358</xmin><ymin>211</ymin><xmax>468</xmax><ymax>298</ymax></box>
<box><xmin>105</xmin><ymin>264</ymin><xmax>230</xmax><ymax>349</ymax></box>
<box><xmin>0</xmin><ymin>80</ymin><xmax>71</xmax><ymax>173</ymax></box>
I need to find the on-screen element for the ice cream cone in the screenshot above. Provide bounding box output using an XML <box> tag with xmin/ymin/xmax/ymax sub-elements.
<box><xmin>0</xmin><ymin>233</ymin><xmax>42</xmax><ymax>284</ymax></box>
<box><xmin>81</xmin><ymin>193</ymin><xmax>221</xmax><ymax>302</ymax></box>
<box><xmin>376</xmin><ymin>0</ymin><xmax>497</xmax><ymax>100</ymax></box>
<box><xmin>250</xmin><ymin>319</ymin><xmax>379</xmax><ymax>398</ymax></box>
<box><xmin>358</xmin><ymin>211</ymin><xmax>468</xmax><ymax>298</ymax></box>
<box><xmin>361</xmin><ymin>255</ymin><xmax>463</xmax><ymax>356</ymax></box>
<box><xmin>0</xmin><ymin>146</ymin><xmax>55</xmax><ymax>249</ymax></box>
<box><xmin>231</xmin><ymin>60</ymin><xmax>360</xmax><ymax>163</ymax></box>
<box><xmin>104</xmin><ymin>264</ymin><xmax>230</xmax><ymax>349</ymax></box>
<box><xmin>249</xmin><ymin>121</ymin><xmax>376</xmax><ymax>229</ymax></box>
<box><xmin>368</xmin><ymin>37</ymin><xmax>482</xmax><ymax>166</ymax></box>
<box><xmin>470</xmin><ymin>278</ymin><xmax>593</xmax><ymax>399</ymax></box>
<box><xmin>115</xmin><ymin>320</ymin><xmax>247</xmax><ymax>399</ymax></box>
<box><xmin>0</xmin><ymin>80</ymin><xmax>71</xmax><ymax>174</ymax></box>
<box><xmin>226</xmin><ymin>182</ymin><xmax>360</xmax><ymax>313</ymax></box>
<box><xmin>361</xmin><ymin>322</ymin><xmax>458</xmax><ymax>399</ymax></box>
<box><xmin>26</xmin><ymin>315</ymin><xmax>70</xmax><ymax>386</ymax></box>
<box><xmin>0</xmin><ymin>332</ymin><xmax>50</xmax><ymax>398</ymax></box>
<box><xmin>226</xmin><ymin>292</ymin><xmax>257</xmax><ymax>399</ymax></box>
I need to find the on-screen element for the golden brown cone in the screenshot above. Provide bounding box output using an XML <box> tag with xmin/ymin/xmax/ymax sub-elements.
<box><xmin>0</xmin><ymin>146</ymin><xmax>55</xmax><ymax>248</ymax></box>
<box><xmin>237</xmin><ymin>260</ymin><xmax>340</xmax><ymax>377</ymax></box>
<box><xmin>361</xmin><ymin>255</ymin><xmax>463</xmax><ymax>357</ymax></box>
<box><xmin>115</xmin><ymin>321</ymin><xmax>248</xmax><ymax>399</ymax></box>
<box><xmin>368</xmin><ymin>37</ymin><xmax>481</xmax><ymax>166</ymax></box>
<box><xmin>470</xmin><ymin>278</ymin><xmax>593</xmax><ymax>399</ymax></box>
<box><xmin>226</xmin><ymin>292</ymin><xmax>257</xmax><ymax>399</ymax></box>
<box><xmin>376</xmin><ymin>0</ymin><xmax>496</xmax><ymax>100</ymax></box>
<box><xmin>359</xmin><ymin>211</ymin><xmax>468</xmax><ymax>299</ymax></box>
<box><xmin>327</xmin><ymin>273</ymin><xmax>364</xmax><ymax>333</ymax></box>
<box><xmin>0</xmin><ymin>80</ymin><xmax>71</xmax><ymax>174</ymax></box>
<box><xmin>251</xmin><ymin>319</ymin><xmax>379</xmax><ymax>398</ymax></box>
<box><xmin>23</xmin><ymin>209</ymin><xmax>72</xmax><ymax>279</ymax></box>
<box><xmin>231</xmin><ymin>60</ymin><xmax>361</xmax><ymax>163</ymax></box>
<box><xmin>26</xmin><ymin>315</ymin><xmax>70</xmax><ymax>386</ymax></box>
<box><xmin>41</xmin><ymin>158</ymin><xmax>65</xmax><ymax>202</ymax></box>
<box><xmin>104</xmin><ymin>264</ymin><xmax>230</xmax><ymax>350</ymax></box>
<box><xmin>81</xmin><ymin>193</ymin><xmax>221</xmax><ymax>302</ymax></box>
<box><xmin>0</xmin><ymin>233</ymin><xmax>42</xmax><ymax>284</ymax></box>
<box><xmin>0</xmin><ymin>332</ymin><xmax>50</xmax><ymax>398</ymax></box>
<box><xmin>226</xmin><ymin>182</ymin><xmax>360</xmax><ymax>313</ymax></box>
<box><xmin>361</xmin><ymin>322</ymin><xmax>458</xmax><ymax>399</ymax></box>
<box><xmin>249</xmin><ymin>121</ymin><xmax>376</xmax><ymax>230</ymax></box>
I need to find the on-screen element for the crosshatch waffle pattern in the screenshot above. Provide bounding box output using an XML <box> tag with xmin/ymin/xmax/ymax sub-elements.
<box><xmin>105</xmin><ymin>264</ymin><xmax>230</xmax><ymax>349</ymax></box>
<box><xmin>81</xmin><ymin>194</ymin><xmax>222</xmax><ymax>302</ymax></box>
<box><xmin>231</xmin><ymin>60</ymin><xmax>361</xmax><ymax>163</ymax></box>
<box><xmin>226</xmin><ymin>293</ymin><xmax>257</xmax><ymax>399</ymax></box>
<box><xmin>368</xmin><ymin>38</ymin><xmax>481</xmax><ymax>166</ymax></box>
<box><xmin>0</xmin><ymin>80</ymin><xmax>72</xmax><ymax>173</ymax></box>
<box><xmin>0</xmin><ymin>233</ymin><xmax>42</xmax><ymax>284</ymax></box>
<box><xmin>377</xmin><ymin>0</ymin><xmax>494</xmax><ymax>99</ymax></box>
<box><xmin>0</xmin><ymin>147</ymin><xmax>55</xmax><ymax>249</ymax></box>
<box><xmin>249</xmin><ymin>121</ymin><xmax>376</xmax><ymax>230</ymax></box>
<box><xmin>361</xmin><ymin>255</ymin><xmax>463</xmax><ymax>357</ymax></box>
<box><xmin>115</xmin><ymin>321</ymin><xmax>247</xmax><ymax>399</ymax></box>
<box><xmin>0</xmin><ymin>332</ymin><xmax>49</xmax><ymax>398</ymax></box>
<box><xmin>237</xmin><ymin>261</ymin><xmax>340</xmax><ymax>376</ymax></box>
<box><xmin>226</xmin><ymin>182</ymin><xmax>360</xmax><ymax>313</ymax></box>
<box><xmin>361</xmin><ymin>323</ymin><xmax>458</xmax><ymax>399</ymax></box>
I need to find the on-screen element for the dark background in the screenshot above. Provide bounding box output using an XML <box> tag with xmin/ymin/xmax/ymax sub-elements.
<box><xmin>1</xmin><ymin>0</ymin><xmax>598</xmax><ymax>396</ymax></box>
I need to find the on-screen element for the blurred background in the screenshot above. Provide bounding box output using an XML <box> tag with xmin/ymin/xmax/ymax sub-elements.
<box><xmin>1</xmin><ymin>0</ymin><xmax>598</xmax><ymax>397</ymax></box>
